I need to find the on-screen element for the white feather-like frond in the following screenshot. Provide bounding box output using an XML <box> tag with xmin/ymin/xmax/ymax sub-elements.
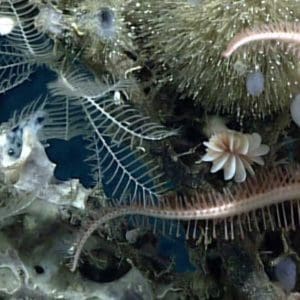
<box><xmin>85</xmin><ymin>132</ymin><xmax>169</xmax><ymax>206</ymax></box>
<box><xmin>48</xmin><ymin>67</ymin><xmax>177</xmax><ymax>145</ymax></box>
<box><xmin>0</xmin><ymin>0</ymin><xmax>53</xmax><ymax>56</ymax></box>
<box><xmin>0</xmin><ymin>42</ymin><xmax>36</xmax><ymax>94</ymax></box>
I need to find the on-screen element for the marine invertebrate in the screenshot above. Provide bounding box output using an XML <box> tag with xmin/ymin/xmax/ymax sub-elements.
<box><xmin>222</xmin><ymin>21</ymin><xmax>300</xmax><ymax>123</ymax></box>
<box><xmin>0</xmin><ymin>103</ymin><xmax>90</xmax><ymax>209</ymax></box>
<box><xmin>222</xmin><ymin>22</ymin><xmax>300</xmax><ymax>59</ymax></box>
<box><xmin>70</xmin><ymin>164</ymin><xmax>300</xmax><ymax>271</ymax></box>
<box><xmin>246</xmin><ymin>70</ymin><xmax>265</xmax><ymax>97</ymax></box>
<box><xmin>0</xmin><ymin>43</ymin><xmax>36</xmax><ymax>94</ymax></box>
<box><xmin>48</xmin><ymin>67</ymin><xmax>177</xmax><ymax>145</ymax></box>
<box><xmin>201</xmin><ymin>130</ymin><xmax>270</xmax><ymax>182</ymax></box>
<box><xmin>0</xmin><ymin>108</ymin><xmax>47</xmax><ymax>184</ymax></box>
<box><xmin>129</xmin><ymin>0</ymin><xmax>300</xmax><ymax>118</ymax></box>
<box><xmin>34</xmin><ymin>4</ymin><xmax>70</xmax><ymax>38</ymax></box>
<box><xmin>0</xmin><ymin>248</ymin><xmax>41</xmax><ymax>297</ymax></box>
<box><xmin>42</xmin><ymin>93</ymin><xmax>87</xmax><ymax>141</ymax></box>
<box><xmin>85</xmin><ymin>131</ymin><xmax>169</xmax><ymax>205</ymax></box>
<box><xmin>75</xmin><ymin>0</ymin><xmax>123</xmax><ymax>42</ymax></box>
<box><xmin>0</xmin><ymin>0</ymin><xmax>53</xmax><ymax>56</ymax></box>
<box><xmin>220</xmin><ymin>243</ymin><xmax>286</xmax><ymax>299</ymax></box>
<box><xmin>0</xmin><ymin>0</ymin><xmax>55</xmax><ymax>95</ymax></box>
<box><xmin>93</xmin><ymin>7</ymin><xmax>117</xmax><ymax>41</ymax></box>
<box><xmin>0</xmin><ymin>15</ymin><xmax>15</xmax><ymax>35</ymax></box>
<box><xmin>67</xmin><ymin>0</ymin><xmax>134</xmax><ymax>68</ymax></box>
<box><xmin>291</xmin><ymin>94</ymin><xmax>300</xmax><ymax>127</ymax></box>
<box><xmin>0</xmin><ymin>245</ymin><xmax>153</xmax><ymax>299</ymax></box>
<box><xmin>46</xmin><ymin>64</ymin><xmax>173</xmax><ymax>205</ymax></box>
<box><xmin>273</xmin><ymin>256</ymin><xmax>297</xmax><ymax>293</ymax></box>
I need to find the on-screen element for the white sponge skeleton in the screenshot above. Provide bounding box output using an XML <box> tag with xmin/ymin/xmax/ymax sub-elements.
<box><xmin>0</xmin><ymin>109</ymin><xmax>90</xmax><ymax>210</ymax></box>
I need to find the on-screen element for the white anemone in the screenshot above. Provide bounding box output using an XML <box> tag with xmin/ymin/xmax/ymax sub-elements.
<box><xmin>201</xmin><ymin>130</ymin><xmax>270</xmax><ymax>182</ymax></box>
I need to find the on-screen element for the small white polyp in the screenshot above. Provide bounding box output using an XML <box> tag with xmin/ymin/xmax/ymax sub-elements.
<box><xmin>0</xmin><ymin>16</ymin><xmax>15</xmax><ymax>35</ymax></box>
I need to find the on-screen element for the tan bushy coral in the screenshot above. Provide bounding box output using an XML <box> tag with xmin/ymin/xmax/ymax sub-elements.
<box><xmin>128</xmin><ymin>0</ymin><xmax>300</xmax><ymax>118</ymax></box>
